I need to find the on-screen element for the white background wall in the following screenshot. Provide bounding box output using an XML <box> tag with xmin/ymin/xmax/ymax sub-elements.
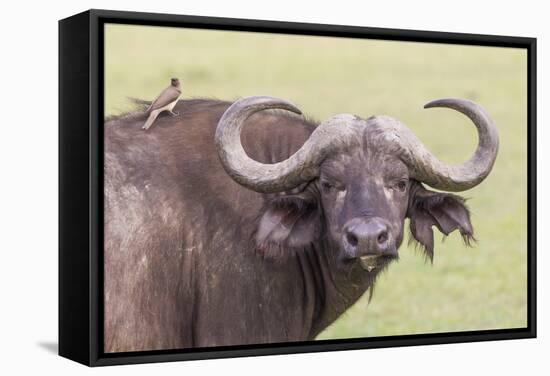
<box><xmin>0</xmin><ymin>0</ymin><xmax>546</xmax><ymax>374</ymax></box>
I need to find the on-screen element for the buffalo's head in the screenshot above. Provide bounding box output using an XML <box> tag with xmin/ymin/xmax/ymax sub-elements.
<box><xmin>215</xmin><ymin>96</ymin><xmax>498</xmax><ymax>271</ymax></box>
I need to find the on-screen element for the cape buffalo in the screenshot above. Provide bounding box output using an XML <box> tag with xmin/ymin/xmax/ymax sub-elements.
<box><xmin>104</xmin><ymin>96</ymin><xmax>498</xmax><ymax>352</ymax></box>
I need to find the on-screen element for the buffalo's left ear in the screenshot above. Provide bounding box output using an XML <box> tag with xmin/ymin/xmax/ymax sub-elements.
<box><xmin>407</xmin><ymin>182</ymin><xmax>474</xmax><ymax>262</ymax></box>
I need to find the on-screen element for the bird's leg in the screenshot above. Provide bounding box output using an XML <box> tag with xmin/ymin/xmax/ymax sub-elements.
<box><xmin>169</xmin><ymin>110</ymin><xmax>179</xmax><ymax>117</ymax></box>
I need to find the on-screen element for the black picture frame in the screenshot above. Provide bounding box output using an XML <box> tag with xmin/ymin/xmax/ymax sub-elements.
<box><xmin>59</xmin><ymin>9</ymin><xmax>537</xmax><ymax>367</ymax></box>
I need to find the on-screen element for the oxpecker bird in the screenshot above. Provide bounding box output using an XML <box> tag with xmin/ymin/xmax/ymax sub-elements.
<box><xmin>142</xmin><ymin>78</ymin><xmax>182</xmax><ymax>130</ymax></box>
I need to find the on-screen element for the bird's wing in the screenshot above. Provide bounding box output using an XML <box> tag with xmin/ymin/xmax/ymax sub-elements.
<box><xmin>148</xmin><ymin>86</ymin><xmax>181</xmax><ymax>111</ymax></box>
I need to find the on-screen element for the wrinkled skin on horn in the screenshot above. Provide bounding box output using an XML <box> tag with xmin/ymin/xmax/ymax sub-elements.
<box><xmin>216</xmin><ymin>96</ymin><xmax>364</xmax><ymax>193</ymax></box>
<box><xmin>376</xmin><ymin>99</ymin><xmax>499</xmax><ymax>192</ymax></box>
<box><xmin>216</xmin><ymin>96</ymin><xmax>499</xmax><ymax>193</ymax></box>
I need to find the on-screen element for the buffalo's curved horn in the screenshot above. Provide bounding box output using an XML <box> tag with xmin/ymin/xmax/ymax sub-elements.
<box><xmin>392</xmin><ymin>98</ymin><xmax>499</xmax><ymax>191</ymax></box>
<box><xmin>215</xmin><ymin>96</ymin><xmax>362</xmax><ymax>193</ymax></box>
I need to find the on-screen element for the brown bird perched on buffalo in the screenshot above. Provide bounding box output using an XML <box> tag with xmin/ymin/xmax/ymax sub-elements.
<box><xmin>142</xmin><ymin>78</ymin><xmax>182</xmax><ymax>130</ymax></box>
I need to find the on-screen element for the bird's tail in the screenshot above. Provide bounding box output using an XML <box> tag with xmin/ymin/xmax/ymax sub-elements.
<box><xmin>142</xmin><ymin>111</ymin><xmax>159</xmax><ymax>130</ymax></box>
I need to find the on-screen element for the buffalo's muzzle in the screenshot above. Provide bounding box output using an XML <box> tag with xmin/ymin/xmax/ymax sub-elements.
<box><xmin>342</xmin><ymin>217</ymin><xmax>398</xmax><ymax>261</ymax></box>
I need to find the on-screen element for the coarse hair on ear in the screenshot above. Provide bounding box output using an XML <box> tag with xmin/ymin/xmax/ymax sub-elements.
<box><xmin>254</xmin><ymin>191</ymin><xmax>321</xmax><ymax>260</ymax></box>
<box><xmin>407</xmin><ymin>181</ymin><xmax>475</xmax><ymax>262</ymax></box>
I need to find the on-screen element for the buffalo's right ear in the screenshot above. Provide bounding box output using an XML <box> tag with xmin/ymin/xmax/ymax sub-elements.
<box><xmin>255</xmin><ymin>194</ymin><xmax>320</xmax><ymax>258</ymax></box>
<box><xmin>407</xmin><ymin>181</ymin><xmax>474</xmax><ymax>262</ymax></box>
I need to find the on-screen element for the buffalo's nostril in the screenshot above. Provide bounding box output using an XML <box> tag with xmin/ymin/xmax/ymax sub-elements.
<box><xmin>377</xmin><ymin>231</ymin><xmax>388</xmax><ymax>245</ymax></box>
<box><xmin>346</xmin><ymin>232</ymin><xmax>358</xmax><ymax>247</ymax></box>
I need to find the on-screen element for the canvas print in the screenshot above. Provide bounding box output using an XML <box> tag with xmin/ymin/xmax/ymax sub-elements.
<box><xmin>103</xmin><ymin>23</ymin><xmax>527</xmax><ymax>353</ymax></box>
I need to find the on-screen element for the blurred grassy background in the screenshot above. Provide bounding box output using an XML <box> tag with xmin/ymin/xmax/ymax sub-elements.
<box><xmin>105</xmin><ymin>24</ymin><xmax>527</xmax><ymax>338</ymax></box>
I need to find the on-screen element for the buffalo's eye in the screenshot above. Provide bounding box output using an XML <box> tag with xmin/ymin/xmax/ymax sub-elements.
<box><xmin>395</xmin><ymin>179</ymin><xmax>408</xmax><ymax>192</ymax></box>
<box><xmin>321</xmin><ymin>181</ymin><xmax>335</xmax><ymax>192</ymax></box>
<box><xmin>321</xmin><ymin>179</ymin><xmax>344</xmax><ymax>193</ymax></box>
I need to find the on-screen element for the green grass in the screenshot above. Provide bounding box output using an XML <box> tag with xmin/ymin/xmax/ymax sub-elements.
<box><xmin>105</xmin><ymin>24</ymin><xmax>528</xmax><ymax>338</ymax></box>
